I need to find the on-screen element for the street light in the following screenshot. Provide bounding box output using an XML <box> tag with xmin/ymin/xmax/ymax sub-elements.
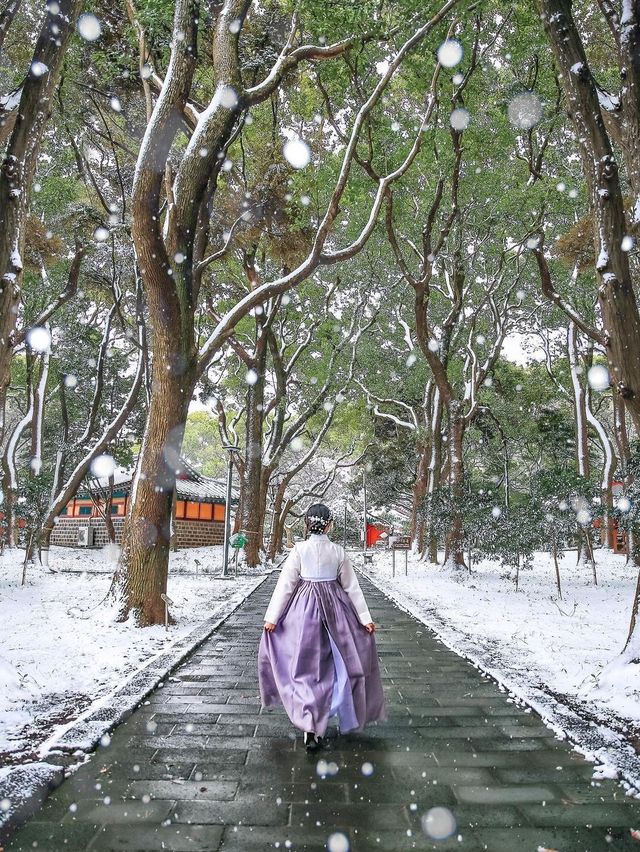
<box><xmin>222</xmin><ymin>444</ymin><xmax>240</xmax><ymax>577</ymax></box>
<box><xmin>343</xmin><ymin>499</ymin><xmax>347</xmax><ymax>551</ymax></box>
<box><xmin>362</xmin><ymin>467</ymin><xmax>368</xmax><ymax>557</ymax></box>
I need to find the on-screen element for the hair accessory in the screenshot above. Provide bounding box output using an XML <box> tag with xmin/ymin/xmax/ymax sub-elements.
<box><xmin>305</xmin><ymin>507</ymin><xmax>334</xmax><ymax>534</ymax></box>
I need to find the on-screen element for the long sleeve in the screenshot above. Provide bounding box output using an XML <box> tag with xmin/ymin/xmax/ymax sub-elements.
<box><xmin>264</xmin><ymin>546</ymin><xmax>301</xmax><ymax>624</ymax></box>
<box><xmin>337</xmin><ymin>549</ymin><xmax>372</xmax><ymax>625</ymax></box>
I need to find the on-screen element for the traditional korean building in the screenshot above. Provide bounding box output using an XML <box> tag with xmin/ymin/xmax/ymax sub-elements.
<box><xmin>51</xmin><ymin>461</ymin><xmax>235</xmax><ymax>548</ymax></box>
<box><xmin>365</xmin><ymin>515</ymin><xmax>394</xmax><ymax>548</ymax></box>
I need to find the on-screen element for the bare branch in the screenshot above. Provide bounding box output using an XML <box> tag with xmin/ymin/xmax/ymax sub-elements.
<box><xmin>12</xmin><ymin>242</ymin><xmax>85</xmax><ymax>346</ymax></box>
<box><xmin>532</xmin><ymin>235</ymin><xmax>607</xmax><ymax>346</ymax></box>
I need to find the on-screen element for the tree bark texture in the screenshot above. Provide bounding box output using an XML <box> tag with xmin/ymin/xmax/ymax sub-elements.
<box><xmin>538</xmin><ymin>0</ymin><xmax>640</xmax><ymax>432</ymax></box>
<box><xmin>445</xmin><ymin>406</ymin><xmax>466</xmax><ymax>567</ymax></box>
<box><xmin>240</xmin><ymin>331</ymin><xmax>268</xmax><ymax>567</ymax></box>
<box><xmin>0</xmin><ymin>0</ymin><xmax>82</xmax><ymax>437</ymax></box>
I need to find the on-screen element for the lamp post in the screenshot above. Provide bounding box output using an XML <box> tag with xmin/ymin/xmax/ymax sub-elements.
<box><xmin>222</xmin><ymin>444</ymin><xmax>240</xmax><ymax>577</ymax></box>
<box><xmin>343</xmin><ymin>499</ymin><xmax>347</xmax><ymax>551</ymax></box>
<box><xmin>362</xmin><ymin>468</ymin><xmax>367</xmax><ymax>556</ymax></box>
<box><xmin>267</xmin><ymin>472</ymin><xmax>282</xmax><ymax>559</ymax></box>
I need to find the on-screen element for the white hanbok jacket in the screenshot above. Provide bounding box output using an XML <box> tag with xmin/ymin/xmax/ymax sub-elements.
<box><xmin>264</xmin><ymin>534</ymin><xmax>373</xmax><ymax>626</ymax></box>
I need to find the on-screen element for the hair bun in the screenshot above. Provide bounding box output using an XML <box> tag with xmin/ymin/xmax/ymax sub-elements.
<box><xmin>305</xmin><ymin>503</ymin><xmax>333</xmax><ymax>534</ymax></box>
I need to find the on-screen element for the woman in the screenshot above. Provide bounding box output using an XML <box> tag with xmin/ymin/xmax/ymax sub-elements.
<box><xmin>258</xmin><ymin>503</ymin><xmax>387</xmax><ymax>751</ymax></box>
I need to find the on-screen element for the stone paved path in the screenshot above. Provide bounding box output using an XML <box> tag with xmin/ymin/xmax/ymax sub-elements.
<box><xmin>5</xmin><ymin>573</ymin><xmax>640</xmax><ymax>851</ymax></box>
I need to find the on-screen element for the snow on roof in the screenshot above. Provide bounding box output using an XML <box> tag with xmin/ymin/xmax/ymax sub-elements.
<box><xmin>175</xmin><ymin>476</ymin><xmax>231</xmax><ymax>503</ymax></box>
<box><xmin>79</xmin><ymin>458</ymin><xmax>237</xmax><ymax>503</ymax></box>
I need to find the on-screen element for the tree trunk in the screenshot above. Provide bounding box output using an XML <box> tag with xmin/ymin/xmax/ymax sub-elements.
<box><xmin>552</xmin><ymin>539</ymin><xmax>562</xmax><ymax>600</ymax></box>
<box><xmin>1</xmin><ymin>470</ymin><xmax>16</xmax><ymax>547</ymax></box>
<box><xmin>268</xmin><ymin>507</ymin><xmax>289</xmax><ymax>563</ymax></box>
<box><xmin>605</xmin><ymin>1</ymin><xmax>640</xmax><ymax>226</ymax></box>
<box><xmin>426</xmin><ymin>388</ymin><xmax>443</xmax><ymax>563</ymax></box>
<box><xmin>613</xmin><ymin>386</ymin><xmax>630</xmax><ymax>470</ymax></box>
<box><xmin>241</xmin><ymin>339</ymin><xmax>268</xmax><ymax>568</ymax></box>
<box><xmin>114</xmin><ymin>355</ymin><xmax>196</xmax><ymax>625</ymax></box>
<box><xmin>104</xmin><ymin>474</ymin><xmax>116</xmax><ymax>545</ymax></box>
<box><xmin>0</xmin><ymin>0</ymin><xmax>23</xmax><ymax>54</ymax></box>
<box><xmin>584</xmin><ymin>528</ymin><xmax>598</xmax><ymax>585</ymax></box>
<box><xmin>538</xmin><ymin>0</ymin><xmax>640</xmax><ymax>432</ymax></box>
<box><xmin>170</xmin><ymin>484</ymin><xmax>178</xmax><ymax>552</ymax></box>
<box><xmin>567</xmin><ymin>321</ymin><xmax>590</xmax><ymax>478</ymax></box>
<box><xmin>1</xmin><ymin>353</ymin><xmax>34</xmax><ymax>547</ymax></box>
<box><xmin>585</xmin><ymin>381</ymin><xmax>616</xmax><ymax>549</ymax></box>
<box><xmin>445</xmin><ymin>406</ymin><xmax>466</xmax><ymax>567</ymax></box>
<box><xmin>410</xmin><ymin>440</ymin><xmax>429</xmax><ymax>548</ymax></box>
<box><xmin>0</xmin><ymin>0</ymin><xmax>81</xmax><ymax>438</ymax></box>
<box><xmin>267</xmin><ymin>479</ymin><xmax>288</xmax><ymax>562</ymax></box>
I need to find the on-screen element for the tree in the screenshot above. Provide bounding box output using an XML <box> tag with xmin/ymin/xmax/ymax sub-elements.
<box><xmin>535</xmin><ymin>0</ymin><xmax>640</xmax><ymax>433</ymax></box>
<box><xmin>0</xmin><ymin>0</ymin><xmax>83</xmax><ymax>440</ymax></box>
<box><xmin>115</xmin><ymin>0</ymin><xmax>464</xmax><ymax>624</ymax></box>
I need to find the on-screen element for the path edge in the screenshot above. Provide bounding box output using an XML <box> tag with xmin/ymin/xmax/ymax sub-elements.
<box><xmin>0</xmin><ymin>569</ymin><xmax>275</xmax><ymax>844</ymax></box>
<box><xmin>358</xmin><ymin>564</ymin><xmax>640</xmax><ymax>798</ymax></box>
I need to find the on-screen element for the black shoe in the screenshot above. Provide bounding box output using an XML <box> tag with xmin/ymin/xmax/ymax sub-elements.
<box><xmin>303</xmin><ymin>731</ymin><xmax>322</xmax><ymax>751</ymax></box>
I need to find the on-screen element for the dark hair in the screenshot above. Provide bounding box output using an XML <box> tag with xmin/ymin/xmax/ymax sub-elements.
<box><xmin>305</xmin><ymin>503</ymin><xmax>334</xmax><ymax>535</ymax></box>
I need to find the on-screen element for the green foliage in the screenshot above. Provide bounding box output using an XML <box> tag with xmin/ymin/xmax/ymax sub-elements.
<box><xmin>1</xmin><ymin>0</ymin><xmax>631</xmax><ymax>569</ymax></box>
<box><xmin>182</xmin><ymin>412</ymin><xmax>228</xmax><ymax>478</ymax></box>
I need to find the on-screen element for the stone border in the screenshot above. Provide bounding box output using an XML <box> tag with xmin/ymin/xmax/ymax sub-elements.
<box><xmin>0</xmin><ymin>570</ymin><xmax>274</xmax><ymax>844</ymax></box>
<box><xmin>359</xmin><ymin>562</ymin><xmax>640</xmax><ymax>798</ymax></box>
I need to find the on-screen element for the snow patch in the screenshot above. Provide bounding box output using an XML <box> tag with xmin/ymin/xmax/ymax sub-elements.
<box><xmin>360</xmin><ymin>549</ymin><xmax>640</xmax><ymax>792</ymax></box>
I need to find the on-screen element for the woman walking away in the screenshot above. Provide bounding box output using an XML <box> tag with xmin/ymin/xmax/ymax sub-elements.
<box><xmin>258</xmin><ymin>503</ymin><xmax>387</xmax><ymax>752</ymax></box>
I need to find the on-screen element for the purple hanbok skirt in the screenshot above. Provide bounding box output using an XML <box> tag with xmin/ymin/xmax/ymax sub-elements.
<box><xmin>258</xmin><ymin>578</ymin><xmax>387</xmax><ymax>737</ymax></box>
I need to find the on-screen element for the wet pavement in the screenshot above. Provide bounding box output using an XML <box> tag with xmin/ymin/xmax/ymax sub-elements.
<box><xmin>5</xmin><ymin>573</ymin><xmax>640</xmax><ymax>851</ymax></box>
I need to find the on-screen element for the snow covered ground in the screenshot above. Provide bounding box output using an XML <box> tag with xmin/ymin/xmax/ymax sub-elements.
<box><xmin>363</xmin><ymin>548</ymin><xmax>640</xmax><ymax>755</ymax></box>
<box><xmin>0</xmin><ymin>545</ymin><xmax>266</xmax><ymax>765</ymax></box>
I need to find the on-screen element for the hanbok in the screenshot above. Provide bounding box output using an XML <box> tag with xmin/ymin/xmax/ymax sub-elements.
<box><xmin>258</xmin><ymin>534</ymin><xmax>387</xmax><ymax>737</ymax></box>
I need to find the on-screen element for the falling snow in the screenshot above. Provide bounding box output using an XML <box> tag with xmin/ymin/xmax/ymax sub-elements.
<box><xmin>77</xmin><ymin>13</ymin><xmax>102</xmax><ymax>42</ymax></box>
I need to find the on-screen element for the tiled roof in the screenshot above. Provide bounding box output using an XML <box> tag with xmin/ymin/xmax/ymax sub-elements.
<box><xmin>174</xmin><ymin>459</ymin><xmax>237</xmax><ymax>503</ymax></box>
<box><xmin>78</xmin><ymin>458</ymin><xmax>237</xmax><ymax>503</ymax></box>
<box><xmin>175</xmin><ymin>476</ymin><xmax>231</xmax><ymax>503</ymax></box>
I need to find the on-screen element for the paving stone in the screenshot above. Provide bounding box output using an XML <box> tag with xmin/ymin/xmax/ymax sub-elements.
<box><xmin>351</xmin><ymin>829</ymin><xmax>482</xmax><ymax>851</ymax></box>
<box><xmin>153</xmin><ymin>747</ymin><xmax>248</xmax><ymax>763</ymax></box>
<box><xmin>293</xmin><ymin>763</ymin><xmax>396</xmax><ymax>785</ymax></box>
<box><xmin>473</xmin><ymin>826</ymin><xmax>621</xmax><ymax>852</ymax></box>
<box><xmin>127</xmin><ymin>779</ymin><xmax>238</xmax><ymax>801</ymax></box>
<box><xmin>290</xmin><ymin>801</ymin><xmax>411</xmax><ymax>830</ymax></box>
<box><xmin>208</xmin><ymin>721</ymin><xmax>259</xmax><ymax>736</ymax></box>
<box><xmin>5</xmin><ymin>572</ymin><xmax>640</xmax><ymax>852</ymax></box>
<box><xmin>62</xmin><ymin>798</ymin><xmax>176</xmax><ymax>825</ymax></box>
<box><xmin>127</xmin><ymin>733</ymin><xmax>210</xmax><ymax>748</ymax></box>
<box><xmin>104</xmin><ymin>760</ymin><xmax>196</xmax><ymax>781</ymax></box>
<box><xmin>553</xmin><ymin>781</ymin><xmax>633</xmax><ymax>804</ymax></box>
<box><xmin>454</xmin><ymin>783</ymin><xmax>558</xmax><ymax>804</ymax></box>
<box><xmin>89</xmin><ymin>823</ymin><xmax>225</xmax><ymax>851</ymax></box>
<box><xmin>236</xmin><ymin>780</ymin><xmax>349</xmax><ymax>803</ymax></box>
<box><xmin>467</xmin><ymin>735</ymin><xmax>554</xmax><ymax>751</ymax></box>
<box><xmin>154</xmin><ymin>721</ymin><xmax>222</xmax><ymax>734</ymax></box>
<box><xmin>493</xmin><ymin>765</ymin><xmax>596</xmax><ymax>784</ymax></box>
<box><xmin>215</xmin><ymin>825</ymin><xmax>330</xmax><ymax>851</ymax></box>
<box><xmin>4</xmin><ymin>820</ymin><xmax>99</xmax><ymax>851</ymax></box>
<box><xmin>393</xmin><ymin>705</ymin><xmax>483</xmax><ymax>718</ymax></box>
<box><xmin>171</xmin><ymin>799</ymin><xmax>290</xmax><ymax>826</ymax></box>
<box><xmin>422</xmin><ymin>804</ymin><xmax>528</xmax><ymax>829</ymax></box>
<box><xmin>190</xmin><ymin>764</ymin><xmax>245</xmax><ymax>782</ymax></box>
<box><xmin>519</xmin><ymin>801</ymin><xmax>640</xmax><ymax>827</ymax></box>
<box><xmin>347</xmin><ymin>779</ymin><xmax>457</xmax><ymax>806</ymax></box>
<box><xmin>390</xmin><ymin>765</ymin><xmax>496</xmax><ymax>786</ymax></box>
